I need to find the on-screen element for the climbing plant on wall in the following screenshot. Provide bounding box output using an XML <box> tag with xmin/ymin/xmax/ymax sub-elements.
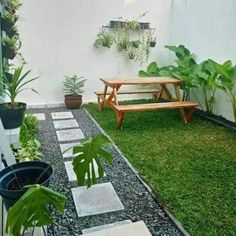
<box><xmin>94</xmin><ymin>12</ymin><xmax>156</xmax><ymax>65</ymax></box>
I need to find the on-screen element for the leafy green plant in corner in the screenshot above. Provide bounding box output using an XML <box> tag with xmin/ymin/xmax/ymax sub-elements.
<box><xmin>216</xmin><ymin>60</ymin><xmax>236</xmax><ymax>122</ymax></box>
<box><xmin>192</xmin><ymin>59</ymin><xmax>221</xmax><ymax>114</ymax></box>
<box><xmin>2</xmin><ymin>65</ymin><xmax>39</xmax><ymax>109</ymax></box>
<box><xmin>165</xmin><ymin>45</ymin><xmax>198</xmax><ymax>101</ymax></box>
<box><xmin>94</xmin><ymin>30</ymin><xmax>114</xmax><ymax>48</ymax></box>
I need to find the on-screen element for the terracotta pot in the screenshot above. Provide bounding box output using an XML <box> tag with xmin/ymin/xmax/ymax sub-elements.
<box><xmin>64</xmin><ymin>95</ymin><xmax>82</xmax><ymax>109</ymax></box>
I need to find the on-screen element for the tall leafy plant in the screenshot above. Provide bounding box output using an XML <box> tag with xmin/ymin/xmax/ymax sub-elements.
<box><xmin>165</xmin><ymin>45</ymin><xmax>198</xmax><ymax>101</ymax></box>
<box><xmin>216</xmin><ymin>60</ymin><xmax>236</xmax><ymax>122</ymax></box>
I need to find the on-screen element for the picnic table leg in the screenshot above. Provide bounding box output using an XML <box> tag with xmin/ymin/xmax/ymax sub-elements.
<box><xmin>174</xmin><ymin>84</ymin><xmax>187</xmax><ymax>123</ymax></box>
<box><xmin>116</xmin><ymin>111</ymin><xmax>124</xmax><ymax>129</ymax></box>
<box><xmin>99</xmin><ymin>85</ymin><xmax>108</xmax><ymax>111</ymax></box>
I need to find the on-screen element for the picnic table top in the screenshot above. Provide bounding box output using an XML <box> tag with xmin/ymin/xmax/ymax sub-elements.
<box><xmin>100</xmin><ymin>77</ymin><xmax>181</xmax><ymax>86</ymax></box>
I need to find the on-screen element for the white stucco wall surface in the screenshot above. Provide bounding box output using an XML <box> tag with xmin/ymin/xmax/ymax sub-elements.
<box><xmin>17</xmin><ymin>0</ymin><xmax>172</xmax><ymax>106</ymax></box>
<box><xmin>169</xmin><ymin>0</ymin><xmax>236</xmax><ymax>121</ymax></box>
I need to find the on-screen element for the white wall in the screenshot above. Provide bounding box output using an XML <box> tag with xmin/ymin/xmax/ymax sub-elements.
<box><xmin>17</xmin><ymin>0</ymin><xmax>173</xmax><ymax>106</ymax></box>
<box><xmin>169</xmin><ymin>0</ymin><xmax>236</xmax><ymax>121</ymax></box>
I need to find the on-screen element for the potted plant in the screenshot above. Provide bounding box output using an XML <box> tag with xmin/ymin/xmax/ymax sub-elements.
<box><xmin>2</xmin><ymin>35</ymin><xmax>21</xmax><ymax>59</ymax></box>
<box><xmin>94</xmin><ymin>30</ymin><xmax>114</xmax><ymax>48</ymax></box>
<box><xmin>0</xmin><ymin>161</ymin><xmax>53</xmax><ymax>209</ymax></box>
<box><xmin>1</xmin><ymin>10</ymin><xmax>18</xmax><ymax>31</ymax></box>
<box><xmin>7</xmin><ymin>0</ymin><xmax>22</xmax><ymax>13</ymax></box>
<box><xmin>150</xmin><ymin>37</ymin><xmax>156</xmax><ymax>47</ymax></box>
<box><xmin>4</xmin><ymin>134</ymin><xmax>113</xmax><ymax>236</ymax></box>
<box><xmin>0</xmin><ymin>65</ymin><xmax>39</xmax><ymax>129</ymax></box>
<box><xmin>6</xmin><ymin>25</ymin><xmax>18</xmax><ymax>38</ymax></box>
<box><xmin>64</xmin><ymin>74</ymin><xmax>86</xmax><ymax>109</ymax></box>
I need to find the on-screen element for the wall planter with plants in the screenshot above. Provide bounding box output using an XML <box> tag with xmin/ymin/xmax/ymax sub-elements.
<box><xmin>1</xmin><ymin>10</ymin><xmax>18</xmax><ymax>32</ymax></box>
<box><xmin>63</xmin><ymin>74</ymin><xmax>86</xmax><ymax>109</ymax></box>
<box><xmin>0</xmin><ymin>134</ymin><xmax>113</xmax><ymax>236</ymax></box>
<box><xmin>94</xmin><ymin>12</ymin><xmax>157</xmax><ymax>65</ymax></box>
<box><xmin>0</xmin><ymin>65</ymin><xmax>39</xmax><ymax>129</ymax></box>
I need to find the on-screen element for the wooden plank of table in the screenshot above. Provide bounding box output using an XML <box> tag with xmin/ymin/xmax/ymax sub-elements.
<box><xmin>101</xmin><ymin>77</ymin><xmax>181</xmax><ymax>86</ymax></box>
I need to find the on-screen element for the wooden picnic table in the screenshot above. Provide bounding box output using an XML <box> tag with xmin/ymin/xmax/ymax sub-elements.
<box><xmin>95</xmin><ymin>77</ymin><xmax>198</xmax><ymax>128</ymax></box>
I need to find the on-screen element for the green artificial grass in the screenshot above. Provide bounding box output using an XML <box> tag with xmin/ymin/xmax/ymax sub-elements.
<box><xmin>85</xmin><ymin>100</ymin><xmax>236</xmax><ymax>236</ymax></box>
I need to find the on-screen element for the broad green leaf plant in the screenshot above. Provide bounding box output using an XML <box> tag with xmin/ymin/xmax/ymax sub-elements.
<box><xmin>72</xmin><ymin>134</ymin><xmax>113</xmax><ymax>187</ymax></box>
<box><xmin>216</xmin><ymin>60</ymin><xmax>236</xmax><ymax>122</ymax></box>
<box><xmin>6</xmin><ymin>185</ymin><xmax>66</xmax><ymax>236</ymax></box>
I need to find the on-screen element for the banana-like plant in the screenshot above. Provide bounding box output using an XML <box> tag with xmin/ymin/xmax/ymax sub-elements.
<box><xmin>216</xmin><ymin>60</ymin><xmax>236</xmax><ymax>122</ymax></box>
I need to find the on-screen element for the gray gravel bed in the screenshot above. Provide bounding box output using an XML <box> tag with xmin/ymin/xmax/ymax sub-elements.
<box><xmin>28</xmin><ymin>107</ymin><xmax>182</xmax><ymax>236</ymax></box>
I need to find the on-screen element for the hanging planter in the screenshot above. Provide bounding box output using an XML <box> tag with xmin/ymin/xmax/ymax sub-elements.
<box><xmin>128</xmin><ymin>52</ymin><xmax>135</xmax><ymax>60</ymax></box>
<box><xmin>6</xmin><ymin>26</ymin><xmax>18</xmax><ymax>37</ymax></box>
<box><xmin>1</xmin><ymin>10</ymin><xmax>18</xmax><ymax>32</ymax></box>
<box><xmin>140</xmin><ymin>22</ymin><xmax>150</xmax><ymax>29</ymax></box>
<box><xmin>2</xmin><ymin>45</ymin><xmax>17</xmax><ymax>60</ymax></box>
<box><xmin>1</xmin><ymin>18</ymin><xmax>15</xmax><ymax>32</ymax></box>
<box><xmin>150</xmin><ymin>41</ymin><xmax>156</xmax><ymax>47</ymax></box>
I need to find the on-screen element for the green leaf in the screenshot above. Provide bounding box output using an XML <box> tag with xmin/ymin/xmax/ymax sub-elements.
<box><xmin>6</xmin><ymin>185</ymin><xmax>66</xmax><ymax>236</ymax></box>
<box><xmin>138</xmin><ymin>70</ymin><xmax>149</xmax><ymax>77</ymax></box>
<box><xmin>72</xmin><ymin>134</ymin><xmax>113</xmax><ymax>188</ymax></box>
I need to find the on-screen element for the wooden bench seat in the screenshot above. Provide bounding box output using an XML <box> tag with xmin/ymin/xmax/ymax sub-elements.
<box><xmin>113</xmin><ymin>102</ymin><xmax>198</xmax><ymax>128</ymax></box>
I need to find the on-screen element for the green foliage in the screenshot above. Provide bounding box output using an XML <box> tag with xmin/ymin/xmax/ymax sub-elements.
<box><xmin>72</xmin><ymin>134</ymin><xmax>113</xmax><ymax>188</ymax></box>
<box><xmin>117</xmin><ymin>38</ymin><xmax>129</xmax><ymax>51</ymax></box>
<box><xmin>193</xmin><ymin>59</ymin><xmax>221</xmax><ymax>114</ymax></box>
<box><xmin>17</xmin><ymin>139</ymin><xmax>43</xmax><ymax>162</ymax></box>
<box><xmin>139</xmin><ymin>61</ymin><xmax>174</xmax><ymax>77</ymax></box>
<box><xmin>3</xmin><ymin>10</ymin><xmax>19</xmax><ymax>23</ymax></box>
<box><xmin>2</xmin><ymin>65</ymin><xmax>39</xmax><ymax>108</ymax></box>
<box><xmin>94</xmin><ymin>30</ymin><xmax>114</xmax><ymax>48</ymax></box>
<box><xmin>85</xmin><ymin>101</ymin><xmax>236</xmax><ymax>236</ymax></box>
<box><xmin>19</xmin><ymin>114</ymin><xmax>39</xmax><ymax>146</ymax></box>
<box><xmin>7</xmin><ymin>0</ymin><xmax>22</xmax><ymax>12</ymax></box>
<box><xmin>2</xmin><ymin>35</ymin><xmax>21</xmax><ymax>51</ymax></box>
<box><xmin>63</xmin><ymin>75</ymin><xmax>86</xmax><ymax>96</ymax></box>
<box><xmin>216</xmin><ymin>60</ymin><xmax>236</xmax><ymax>122</ymax></box>
<box><xmin>165</xmin><ymin>45</ymin><xmax>198</xmax><ymax>100</ymax></box>
<box><xmin>6</xmin><ymin>185</ymin><xmax>67</xmax><ymax>236</ymax></box>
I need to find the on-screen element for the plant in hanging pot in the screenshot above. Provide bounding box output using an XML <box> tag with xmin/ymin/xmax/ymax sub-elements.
<box><xmin>6</xmin><ymin>25</ymin><xmax>18</xmax><ymax>38</ymax></box>
<box><xmin>0</xmin><ymin>65</ymin><xmax>39</xmax><ymax>129</ymax></box>
<box><xmin>150</xmin><ymin>37</ymin><xmax>157</xmax><ymax>47</ymax></box>
<box><xmin>94</xmin><ymin>30</ymin><xmax>114</xmax><ymax>48</ymax></box>
<box><xmin>63</xmin><ymin>74</ymin><xmax>86</xmax><ymax>109</ymax></box>
<box><xmin>1</xmin><ymin>10</ymin><xmax>19</xmax><ymax>32</ymax></box>
<box><xmin>2</xmin><ymin>35</ymin><xmax>21</xmax><ymax>60</ymax></box>
<box><xmin>7</xmin><ymin>0</ymin><xmax>22</xmax><ymax>13</ymax></box>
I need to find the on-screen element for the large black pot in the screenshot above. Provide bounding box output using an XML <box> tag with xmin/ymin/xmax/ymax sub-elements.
<box><xmin>0</xmin><ymin>102</ymin><xmax>26</xmax><ymax>129</ymax></box>
<box><xmin>2</xmin><ymin>45</ymin><xmax>17</xmax><ymax>60</ymax></box>
<box><xmin>0</xmin><ymin>161</ymin><xmax>53</xmax><ymax>209</ymax></box>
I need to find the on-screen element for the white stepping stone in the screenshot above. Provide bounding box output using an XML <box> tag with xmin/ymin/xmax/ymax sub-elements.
<box><xmin>83</xmin><ymin>221</ymin><xmax>151</xmax><ymax>236</ymax></box>
<box><xmin>56</xmin><ymin>129</ymin><xmax>84</xmax><ymax>142</ymax></box>
<box><xmin>31</xmin><ymin>113</ymin><xmax>46</xmax><ymax>121</ymax></box>
<box><xmin>71</xmin><ymin>183</ymin><xmax>124</xmax><ymax>217</ymax></box>
<box><xmin>60</xmin><ymin>142</ymin><xmax>80</xmax><ymax>158</ymax></box>
<box><xmin>53</xmin><ymin>119</ymin><xmax>79</xmax><ymax>129</ymax></box>
<box><xmin>82</xmin><ymin>220</ymin><xmax>132</xmax><ymax>234</ymax></box>
<box><xmin>64</xmin><ymin>161</ymin><xmax>106</xmax><ymax>182</ymax></box>
<box><xmin>51</xmin><ymin>112</ymin><xmax>73</xmax><ymax>120</ymax></box>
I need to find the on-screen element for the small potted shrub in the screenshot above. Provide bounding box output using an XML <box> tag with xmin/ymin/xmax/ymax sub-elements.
<box><xmin>0</xmin><ymin>65</ymin><xmax>39</xmax><ymax>129</ymax></box>
<box><xmin>94</xmin><ymin>30</ymin><xmax>114</xmax><ymax>48</ymax></box>
<box><xmin>2</xmin><ymin>35</ymin><xmax>21</xmax><ymax>60</ymax></box>
<box><xmin>63</xmin><ymin>75</ymin><xmax>86</xmax><ymax>109</ymax></box>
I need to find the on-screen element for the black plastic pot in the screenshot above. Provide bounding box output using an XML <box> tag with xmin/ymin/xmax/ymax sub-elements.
<box><xmin>128</xmin><ymin>52</ymin><xmax>135</xmax><ymax>60</ymax></box>
<box><xmin>6</xmin><ymin>28</ymin><xmax>18</xmax><ymax>37</ymax></box>
<box><xmin>110</xmin><ymin>20</ymin><xmax>127</xmax><ymax>28</ymax></box>
<box><xmin>140</xmin><ymin>22</ymin><xmax>150</xmax><ymax>29</ymax></box>
<box><xmin>0</xmin><ymin>161</ymin><xmax>53</xmax><ymax>209</ymax></box>
<box><xmin>2</xmin><ymin>45</ymin><xmax>17</xmax><ymax>60</ymax></box>
<box><xmin>0</xmin><ymin>102</ymin><xmax>26</xmax><ymax>129</ymax></box>
<box><xmin>150</xmin><ymin>41</ymin><xmax>156</xmax><ymax>47</ymax></box>
<box><xmin>1</xmin><ymin>18</ymin><xmax>15</xmax><ymax>32</ymax></box>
